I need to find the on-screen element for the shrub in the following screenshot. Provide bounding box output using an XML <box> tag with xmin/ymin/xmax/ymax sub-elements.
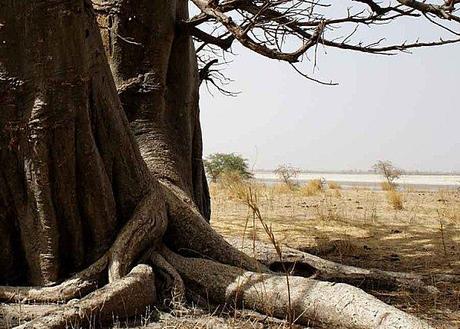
<box><xmin>204</xmin><ymin>153</ymin><xmax>253</xmax><ymax>182</ymax></box>
<box><xmin>274</xmin><ymin>164</ymin><xmax>301</xmax><ymax>189</ymax></box>
<box><xmin>373</xmin><ymin>160</ymin><xmax>403</xmax><ymax>189</ymax></box>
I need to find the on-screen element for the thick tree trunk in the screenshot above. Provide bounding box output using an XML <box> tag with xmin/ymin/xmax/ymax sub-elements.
<box><xmin>0</xmin><ymin>0</ymin><xmax>153</xmax><ymax>285</ymax></box>
<box><xmin>94</xmin><ymin>0</ymin><xmax>211</xmax><ymax>221</ymax></box>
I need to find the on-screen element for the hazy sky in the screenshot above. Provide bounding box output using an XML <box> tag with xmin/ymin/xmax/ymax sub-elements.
<box><xmin>197</xmin><ymin>11</ymin><xmax>460</xmax><ymax>172</ymax></box>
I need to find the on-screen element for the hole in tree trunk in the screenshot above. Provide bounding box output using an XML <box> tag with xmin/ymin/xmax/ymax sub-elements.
<box><xmin>268</xmin><ymin>261</ymin><xmax>317</xmax><ymax>277</ymax></box>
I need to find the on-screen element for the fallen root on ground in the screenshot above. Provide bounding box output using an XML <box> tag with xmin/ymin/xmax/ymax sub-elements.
<box><xmin>226</xmin><ymin>237</ymin><xmax>442</xmax><ymax>294</ymax></box>
<box><xmin>16</xmin><ymin>264</ymin><xmax>156</xmax><ymax>329</ymax></box>
<box><xmin>161</xmin><ymin>246</ymin><xmax>433</xmax><ymax>329</ymax></box>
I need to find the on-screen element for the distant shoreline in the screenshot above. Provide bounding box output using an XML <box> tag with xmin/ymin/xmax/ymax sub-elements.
<box><xmin>251</xmin><ymin>171</ymin><xmax>460</xmax><ymax>190</ymax></box>
<box><xmin>253</xmin><ymin>169</ymin><xmax>460</xmax><ymax>176</ymax></box>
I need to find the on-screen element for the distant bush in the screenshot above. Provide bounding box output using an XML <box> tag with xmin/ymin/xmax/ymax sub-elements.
<box><xmin>204</xmin><ymin>153</ymin><xmax>253</xmax><ymax>183</ymax></box>
<box><xmin>274</xmin><ymin>165</ymin><xmax>301</xmax><ymax>189</ymax></box>
<box><xmin>373</xmin><ymin>160</ymin><xmax>403</xmax><ymax>189</ymax></box>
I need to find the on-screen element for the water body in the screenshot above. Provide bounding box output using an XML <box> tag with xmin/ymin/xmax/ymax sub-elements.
<box><xmin>253</xmin><ymin>171</ymin><xmax>460</xmax><ymax>191</ymax></box>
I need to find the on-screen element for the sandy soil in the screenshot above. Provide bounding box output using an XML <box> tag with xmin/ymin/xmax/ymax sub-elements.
<box><xmin>210</xmin><ymin>182</ymin><xmax>460</xmax><ymax>328</ymax></box>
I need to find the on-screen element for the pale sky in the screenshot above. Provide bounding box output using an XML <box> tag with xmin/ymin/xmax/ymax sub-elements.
<box><xmin>197</xmin><ymin>8</ymin><xmax>460</xmax><ymax>173</ymax></box>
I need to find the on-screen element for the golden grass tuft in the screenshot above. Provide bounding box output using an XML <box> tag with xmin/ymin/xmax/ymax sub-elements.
<box><xmin>380</xmin><ymin>181</ymin><xmax>394</xmax><ymax>191</ymax></box>
<box><xmin>300</xmin><ymin>179</ymin><xmax>323</xmax><ymax>196</ymax></box>
<box><xmin>380</xmin><ymin>181</ymin><xmax>397</xmax><ymax>191</ymax></box>
<box><xmin>218</xmin><ymin>170</ymin><xmax>251</xmax><ymax>201</ymax></box>
<box><xmin>315</xmin><ymin>239</ymin><xmax>360</xmax><ymax>258</ymax></box>
<box><xmin>328</xmin><ymin>181</ymin><xmax>341</xmax><ymax>190</ymax></box>
<box><xmin>271</xmin><ymin>183</ymin><xmax>295</xmax><ymax>195</ymax></box>
<box><xmin>386</xmin><ymin>189</ymin><xmax>404</xmax><ymax>210</ymax></box>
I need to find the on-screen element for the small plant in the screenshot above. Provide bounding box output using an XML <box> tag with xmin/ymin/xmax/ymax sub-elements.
<box><xmin>274</xmin><ymin>164</ymin><xmax>300</xmax><ymax>189</ymax></box>
<box><xmin>373</xmin><ymin>160</ymin><xmax>403</xmax><ymax>189</ymax></box>
<box><xmin>204</xmin><ymin>153</ymin><xmax>253</xmax><ymax>183</ymax></box>
<box><xmin>230</xmin><ymin>185</ymin><xmax>295</xmax><ymax>324</ymax></box>
<box><xmin>386</xmin><ymin>189</ymin><xmax>404</xmax><ymax>210</ymax></box>
<box><xmin>315</xmin><ymin>194</ymin><xmax>342</xmax><ymax>221</ymax></box>
<box><xmin>328</xmin><ymin>181</ymin><xmax>341</xmax><ymax>190</ymax></box>
<box><xmin>437</xmin><ymin>214</ymin><xmax>448</xmax><ymax>258</ymax></box>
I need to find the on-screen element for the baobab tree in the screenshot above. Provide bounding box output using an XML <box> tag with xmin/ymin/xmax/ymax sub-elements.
<box><xmin>0</xmin><ymin>0</ymin><xmax>459</xmax><ymax>328</ymax></box>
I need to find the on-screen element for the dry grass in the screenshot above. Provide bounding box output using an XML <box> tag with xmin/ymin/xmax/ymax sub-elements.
<box><xmin>380</xmin><ymin>181</ymin><xmax>394</xmax><ymax>191</ymax></box>
<box><xmin>299</xmin><ymin>179</ymin><xmax>323</xmax><ymax>196</ymax></box>
<box><xmin>315</xmin><ymin>194</ymin><xmax>343</xmax><ymax>221</ymax></box>
<box><xmin>328</xmin><ymin>181</ymin><xmax>342</xmax><ymax>190</ymax></box>
<box><xmin>443</xmin><ymin>206</ymin><xmax>460</xmax><ymax>222</ymax></box>
<box><xmin>386</xmin><ymin>189</ymin><xmax>404</xmax><ymax>210</ymax></box>
<box><xmin>217</xmin><ymin>170</ymin><xmax>251</xmax><ymax>200</ymax></box>
<box><xmin>216</xmin><ymin>176</ymin><xmax>296</xmax><ymax>324</ymax></box>
<box><xmin>271</xmin><ymin>182</ymin><xmax>296</xmax><ymax>195</ymax></box>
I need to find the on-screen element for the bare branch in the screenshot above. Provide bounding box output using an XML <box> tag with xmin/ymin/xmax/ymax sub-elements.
<box><xmin>189</xmin><ymin>26</ymin><xmax>235</xmax><ymax>50</ymax></box>
<box><xmin>186</xmin><ymin>0</ymin><xmax>460</xmax><ymax>83</ymax></box>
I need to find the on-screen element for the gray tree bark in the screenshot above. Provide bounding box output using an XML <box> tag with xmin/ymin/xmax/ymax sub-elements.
<box><xmin>94</xmin><ymin>0</ymin><xmax>210</xmax><ymax>221</ymax></box>
<box><xmin>0</xmin><ymin>0</ymin><xmax>153</xmax><ymax>286</ymax></box>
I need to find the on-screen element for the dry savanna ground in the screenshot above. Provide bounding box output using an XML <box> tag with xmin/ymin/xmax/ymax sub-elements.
<box><xmin>208</xmin><ymin>177</ymin><xmax>460</xmax><ymax>328</ymax></box>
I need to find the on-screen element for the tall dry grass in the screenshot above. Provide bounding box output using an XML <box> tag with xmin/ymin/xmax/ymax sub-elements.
<box><xmin>215</xmin><ymin>174</ymin><xmax>295</xmax><ymax>324</ymax></box>
<box><xmin>380</xmin><ymin>181</ymin><xmax>393</xmax><ymax>191</ymax></box>
<box><xmin>386</xmin><ymin>189</ymin><xmax>404</xmax><ymax>210</ymax></box>
<box><xmin>300</xmin><ymin>179</ymin><xmax>323</xmax><ymax>196</ymax></box>
<box><xmin>217</xmin><ymin>170</ymin><xmax>251</xmax><ymax>200</ymax></box>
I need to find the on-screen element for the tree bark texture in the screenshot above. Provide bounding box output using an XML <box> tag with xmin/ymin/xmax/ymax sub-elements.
<box><xmin>94</xmin><ymin>0</ymin><xmax>211</xmax><ymax>221</ymax></box>
<box><xmin>0</xmin><ymin>0</ymin><xmax>153</xmax><ymax>286</ymax></box>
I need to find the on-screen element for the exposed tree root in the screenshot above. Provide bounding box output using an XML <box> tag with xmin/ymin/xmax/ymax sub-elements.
<box><xmin>108</xmin><ymin>186</ymin><xmax>167</xmax><ymax>281</ymax></box>
<box><xmin>148</xmin><ymin>252</ymin><xmax>186</xmax><ymax>306</ymax></box>
<box><xmin>0</xmin><ymin>183</ymin><xmax>167</xmax><ymax>306</ymax></box>
<box><xmin>161</xmin><ymin>247</ymin><xmax>434</xmax><ymax>329</ymax></box>
<box><xmin>160</xmin><ymin>181</ymin><xmax>266</xmax><ymax>272</ymax></box>
<box><xmin>15</xmin><ymin>264</ymin><xmax>156</xmax><ymax>329</ymax></box>
<box><xmin>0</xmin><ymin>256</ymin><xmax>108</xmax><ymax>304</ymax></box>
<box><xmin>226</xmin><ymin>237</ymin><xmax>441</xmax><ymax>294</ymax></box>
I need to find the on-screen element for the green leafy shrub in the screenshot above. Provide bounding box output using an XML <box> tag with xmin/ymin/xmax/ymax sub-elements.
<box><xmin>204</xmin><ymin>153</ymin><xmax>253</xmax><ymax>182</ymax></box>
